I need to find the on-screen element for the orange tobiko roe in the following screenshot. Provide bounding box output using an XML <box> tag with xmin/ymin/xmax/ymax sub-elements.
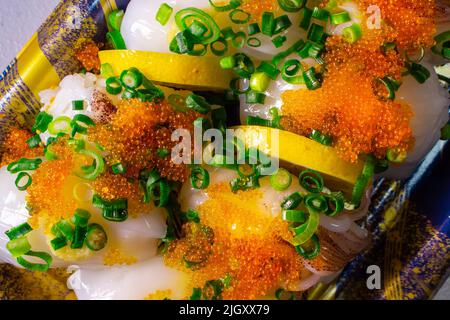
<box><xmin>88</xmin><ymin>98</ymin><xmax>202</xmax><ymax>181</ymax></box>
<box><xmin>165</xmin><ymin>183</ymin><xmax>308</xmax><ymax>300</ymax></box>
<box><xmin>75</xmin><ymin>42</ymin><xmax>101</xmax><ymax>73</ymax></box>
<box><xmin>0</xmin><ymin>127</ymin><xmax>43</xmax><ymax>167</ymax></box>
<box><xmin>281</xmin><ymin>0</ymin><xmax>437</xmax><ymax>162</ymax></box>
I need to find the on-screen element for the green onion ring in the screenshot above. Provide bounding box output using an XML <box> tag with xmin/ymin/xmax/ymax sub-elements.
<box><xmin>282</xmin><ymin>59</ymin><xmax>305</xmax><ymax>84</ymax></box>
<box><xmin>291</xmin><ymin>208</ymin><xmax>320</xmax><ymax>246</ymax></box>
<box><xmin>16</xmin><ymin>250</ymin><xmax>53</xmax><ymax>272</ymax></box>
<box><xmin>229</xmin><ymin>9</ymin><xmax>251</xmax><ymax>24</ymax></box>
<box><xmin>299</xmin><ymin>169</ymin><xmax>324</xmax><ymax>193</ymax></box>
<box><xmin>175</xmin><ymin>8</ymin><xmax>221</xmax><ymax>45</ymax></box>
<box><xmin>247</xmin><ymin>37</ymin><xmax>262</xmax><ymax>47</ymax></box>
<box><xmin>277</xmin><ymin>0</ymin><xmax>306</xmax><ymax>13</ymax></box>
<box><xmin>209</xmin><ymin>0</ymin><xmax>242</xmax><ymax>12</ymax></box>
<box><xmin>85</xmin><ymin>223</ymin><xmax>108</xmax><ymax>251</ymax></box>
<box><xmin>5</xmin><ymin>223</ymin><xmax>32</xmax><ymax>240</ymax></box>
<box><xmin>32</xmin><ymin>111</ymin><xmax>53</xmax><ymax>133</ymax></box>
<box><xmin>76</xmin><ymin>149</ymin><xmax>105</xmax><ymax>181</ymax></box>
<box><xmin>275</xmin><ymin>288</ymin><xmax>296</xmax><ymax>300</ymax></box>
<box><xmin>210</xmin><ymin>37</ymin><xmax>228</xmax><ymax>56</ymax></box>
<box><xmin>295</xmin><ymin>234</ymin><xmax>320</xmax><ymax>260</ymax></box>
<box><xmin>6</xmin><ymin>237</ymin><xmax>31</xmax><ymax>258</ymax></box>
<box><xmin>304</xmin><ymin>193</ymin><xmax>328</xmax><ymax>213</ymax></box>
<box><xmin>282</xmin><ymin>209</ymin><xmax>307</xmax><ymax>223</ymax></box>
<box><xmin>15</xmin><ymin>172</ymin><xmax>32</xmax><ymax>191</ymax></box>
<box><xmin>270</xmin><ymin>168</ymin><xmax>292</xmax><ymax>191</ymax></box>
<box><xmin>190</xmin><ymin>166</ymin><xmax>210</xmax><ymax>189</ymax></box>
<box><xmin>281</xmin><ymin>192</ymin><xmax>303</xmax><ymax>210</ymax></box>
<box><xmin>231</xmin><ymin>31</ymin><xmax>246</xmax><ymax>48</ymax></box>
<box><xmin>324</xmin><ymin>193</ymin><xmax>345</xmax><ymax>217</ymax></box>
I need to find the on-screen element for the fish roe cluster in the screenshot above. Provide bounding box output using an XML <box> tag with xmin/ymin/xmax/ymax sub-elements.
<box><xmin>164</xmin><ymin>183</ymin><xmax>307</xmax><ymax>299</ymax></box>
<box><xmin>241</xmin><ymin>0</ymin><xmax>280</xmax><ymax>21</ymax></box>
<box><xmin>88</xmin><ymin>98</ymin><xmax>201</xmax><ymax>181</ymax></box>
<box><xmin>358</xmin><ymin>0</ymin><xmax>436</xmax><ymax>50</ymax></box>
<box><xmin>281</xmin><ymin>68</ymin><xmax>413</xmax><ymax>162</ymax></box>
<box><xmin>281</xmin><ymin>0</ymin><xmax>436</xmax><ymax>162</ymax></box>
<box><xmin>103</xmin><ymin>247</ymin><xmax>137</xmax><ymax>266</ymax></box>
<box><xmin>26</xmin><ymin>140</ymin><xmax>78</xmax><ymax>229</ymax></box>
<box><xmin>0</xmin><ymin>127</ymin><xmax>43</xmax><ymax>167</ymax></box>
<box><xmin>75</xmin><ymin>42</ymin><xmax>101</xmax><ymax>73</ymax></box>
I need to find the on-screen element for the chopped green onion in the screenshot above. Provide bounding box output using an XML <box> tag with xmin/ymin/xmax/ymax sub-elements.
<box><xmin>148</xmin><ymin>179</ymin><xmax>170</xmax><ymax>207</ymax></box>
<box><xmin>299</xmin><ymin>7</ymin><xmax>313</xmax><ymax>30</ymax></box>
<box><xmin>120</xmin><ymin>68</ymin><xmax>143</xmax><ymax>89</ymax></box>
<box><xmin>282</xmin><ymin>59</ymin><xmax>305</xmax><ymax>84</ymax></box>
<box><xmin>441</xmin><ymin>124</ymin><xmax>450</xmax><ymax>140</ymax></box>
<box><xmin>72</xmin><ymin>100</ymin><xmax>85</xmax><ymax>111</ymax></box>
<box><xmin>246</xmin><ymin>90</ymin><xmax>266</xmax><ymax>104</ymax></box>
<box><xmin>16</xmin><ymin>250</ymin><xmax>52</xmax><ymax>271</ymax></box>
<box><xmin>432</xmin><ymin>31</ymin><xmax>450</xmax><ymax>58</ymax></box>
<box><xmin>185</xmin><ymin>209</ymin><xmax>200</xmax><ymax>223</ymax></box>
<box><xmin>72</xmin><ymin>209</ymin><xmax>91</xmax><ymax>227</ymax></box>
<box><xmin>203</xmin><ymin>280</ymin><xmax>224</xmax><ymax>300</ymax></box>
<box><xmin>5</xmin><ymin>223</ymin><xmax>32</xmax><ymax>240</ymax></box>
<box><xmin>295</xmin><ymin>234</ymin><xmax>320</xmax><ymax>259</ymax></box>
<box><xmin>15</xmin><ymin>172</ymin><xmax>32</xmax><ymax>191</ymax></box>
<box><xmin>175</xmin><ymin>8</ymin><xmax>221</xmax><ymax>45</ymax></box>
<box><xmin>209</xmin><ymin>0</ymin><xmax>242</xmax><ymax>12</ymax></box>
<box><xmin>85</xmin><ymin>223</ymin><xmax>107</xmax><ymax>251</ymax></box>
<box><xmin>221</xmin><ymin>26</ymin><xmax>235</xmax><ymax>40</ymax></box>
<box><xmin>7</xmin><ymin>237</ymin><xmax>31</xmax><ymax>258</ymax></box>
<box><xmin>270</xmin><ymin>168</ymin><xmax>292</xmax><ymax>191</ymax></box>
<box><xmin>106</xmin><ymin>30</ymin><xmax>126</xmax><ymax>50</ymax></box>
<box><xmin>229</xmin><ymin>9</ymin><xmax>251</xmax><ymax>24</ymax></box>
<box><xmin>170</xmin><ymin>30</ymin><xmax>195</xmax><ymax>54</ymax></box>
<box><xmin>275</xmin><ymin>288</ymin><xmax>296</xmax><ymax>300</ymax></box>
<box><xmin>106</xmin><ymin>76</ymin><xmax>123</xmax><ymax>95</ymax></box>
<box><xmin>406</xmin><ymin>62</ymin><xmax>431</xmax><ymax>84</ymax></box>
<box><xmin>230</xmin><ymin>175</ymin><xmax>260</xmax><ymax>193</ymax></box>
<box><xmin>324</xmin><ymin>192</ymin><xmax>345</xmax><ymax>217</ymax></box>
<box><xmin>387</xmin><ymin>148</ymin><xmax>407</xmax><ymax>163</ymax></box>
<box><xmin>273</xmin><ymin>15</ymin><xmax>292</xmax><ymax>35</ymax></box>
<box><xmin>351</xmin><ymin>155</ymin><xmax>375</xmax><ymax>206</ymax></box>
<box><xmin>190</xmin><ymin>288</ymin><xmax>203</xmax><ymax>300</ymax></box>
<box><xmin>233</xmin><ymin>53</ymin><xmax>255</xmax><ymax>79</ymax></box>
<box><xmin>189</xmin><ymin>20</ymin><xmax>208</xmax><ymax>40</ymax></box>
<box><xmin>157</xmin><ymin>148</ymin><xmax>170</xmax><ymax>158</ymax></box>
<box><xmin>7</xmin><ymin>158</ymin><xmax>42</xmax><ymax>174</ymax></box>
<box><xmin>247</xmin><ymin>37</ymin><xmax>262</xmax><ymax>47</ymax></box>
<box><xmin>272</xmin><ymin>39</ymin><xmax>305</xmax><ymax>66</ymax></box>
<box><xmin>108</xmin><ymin>9</ymin><xmax>124</xmax><ymax>31</ymax></box>
<box><xmin>220</xmin><ymin>56</ymin><xmax>236</xmax><ymax>69</ymax></box>
<box><xmin>272</xmin><ymin>35</ymin><xmax>287</xmax><ymax>48</ymax></box>
<box><xmin>257</xmin><ymin>61</ymin><xmax>280</xmax><ymax>80</ymax></box>
<box><xmin>304</xmin><ymin>193</ymin><xmax>328</xmax><ymax>212</ymax></box>
<box><xmin>112</xmin><ymin>163</ymin><xmax>126</xmax><ymax>175</ymax></box>
<box><xmin>75</xmin><ymin>149</ymin><xmax>105</xmax><ymax>180</ymax></box>
<box><xmin>330</xmin><ymin>11</ymin><xmax>351</xmax><ymax>25</ymax></box>
<box><xmin>156</xmin><ymin>3</ymin><xmax>173</xmax><ymax>26</ymax></box>
<box><xmin>32</xmin><ymin>111</ymin><xmax>53</xmax><ymax>133</ymax></box>
<box><xmin>100</xmin><ymin>63</ymin><xmax>115</xmax><ymax>78</ymax></box>
<box><xmin>186</xmin><ymin>94</ymin><xmax>212</xmax><ymax>114</ymax></box>
<box><xmin>261</xmin><ymin>11</ymin><xmax>275</xmax><ymax>36</ymax></box>
<box><xmin>374</xmin><ymin>77</ymin><xmax>396</xmax><ymax>100</ymax></box>
<box><xmin>93</xmin><ymin>194</ymin><xmax>128</xmax><ymax>222</ymax></box>
<box><xmin>307</xmin><ymin>23</ymin><xmax>325</xmax><ymax>43</ymax></box>
<box><xmin>277</xmin><ymin>0</ymin><xmax>306</xmax><ymax>12</ymax></box>
<box><xmin>50</xmin><ymin>237</ymin><xmax>67</xmax><ymax>251</ymax></box>
<box><xmin>248</xmin><ymin>23</ymin><xmax>261</xmax><ymax>35</ymax></box>
<box><xmin>342</xmin><ymin>23</ymin><xmax>362</xmax><ymax>44</ymax></box>
<box><xmin>250</xmin><ymin>72</ymin><xmax>271</xmax><ymax>92</ymax></box>
<box><xmin>309</xmin><ymin>129</ymin><xmax>332</xmax><ymax>146</ymax></box>
<box><xmin>297</xmin><ymin>41</ymin><xmax>324</xmax><ymax>59</ymax></box>
<box><xmin>26</xmin><ymin>135</ymin><xmax>41</xmax><ymax>149</ymax></box>
<box><xmin>190</xmin><ymin>166</ymin><xmax>210</xmax><ymax>189</ymax></box>
<box><xmin>211</xmin><ymin>37</ymin><xmax>228</xmax><ymax>56</ymax></box>
<box><xmin>231</xmin><ymin>31</ymin><xmax>246</xmax><ymax>49</ymax></box>
<box><xmin>48</xmin><ymin>116</ymin><xmax>72</xmax><ymax>135</ymax></box>
<box><xmin>71</xmin><ymin>225</ymin><xmax>87</xmax><ymax>249</ymax></box>
<box><xmin>282</xmin><ymin>209</ymin><xmax>307</xmax><ymax>223</ymax></box>
<box><xmin>312</xmin><ymin>7</ymin><xmax>329</xmax><ymax>21</ymax></box>
<box><xmin>52</xmin><ymin>220</ymin><xmax>74</xmax><ymax>242</ymax></box>
<box><xmin>281</xmin><ymin>192</ymin><xmax>303</xmax><ymax>210</ymax></box>
<box><xmin>299</xmin><ymin>169</ymin><xmax>323</xmax><ymax>193</ymax></box>
<box><xmin>303</xmin><ymin>68</ymin><xmax>321</xmax><ymax>90</ymax></box>
<box><xmin>71</xmin><ymin>114</ymin><xmax>95</xmax><ymax>136</ymax></box>
<box><xmin>246</xmin><ymin>115</ymin><xmax>272</xmax><ymax>127</ymax></box>
<box><xmin>290</xmin><ymin>208</ymin><xmax>320</xmax><ymax>246</ymax></box>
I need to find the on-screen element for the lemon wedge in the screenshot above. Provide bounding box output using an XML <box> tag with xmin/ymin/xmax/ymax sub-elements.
<box><xmin>99</xmin><ymin>50</ymin><xmax>233</xmax><ymax>91</ymax></box>
<box><xmin>233</xmin><ymin>126</ymin><xmax>364</xmax><ymax>197</ymax></box>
